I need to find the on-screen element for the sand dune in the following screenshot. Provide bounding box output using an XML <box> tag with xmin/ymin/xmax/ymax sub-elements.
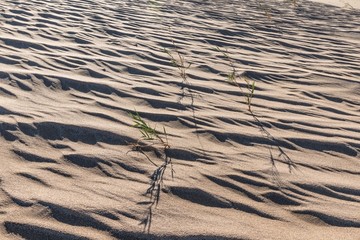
<box><xmin>0</xmin><ymin>0</ymin><xmax>360</xmax><ymax>239</ymax></box>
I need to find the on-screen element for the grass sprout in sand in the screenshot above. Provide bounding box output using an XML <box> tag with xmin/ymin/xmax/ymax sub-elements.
<box><xmin>128</xmin><ymin>111</ymin><xmax>173</xmax><ymax>233</ymax></box>
<box><xmin>164</xmin><ymin>43</ymin><xmax>193</xmax><ymax>104</ymax></box>
<box><xmin>216</xmin><ymin>46</ymin><xmax>256</xmax><ymax>112</ymax></box>
<box><xmin>216</xmin><ymin>46</ymin><xmax>296</xmax><ymax>174</ymax></box>
<box><xmin>164</xmin><ymin>41</ymin><xmax>206</xmax><ymax>152</ymax></box>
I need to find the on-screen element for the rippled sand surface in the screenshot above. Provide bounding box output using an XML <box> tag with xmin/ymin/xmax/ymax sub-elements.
<box><xmin>0</xmin><ymin>0</ymin><xmax>360</xmax><ymax>239</ymax></box>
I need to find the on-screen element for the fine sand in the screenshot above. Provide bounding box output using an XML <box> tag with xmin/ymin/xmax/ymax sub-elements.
<box><xmin>0</xmin><ymin>0</ymin><xmax>360</xmax><ymax>239</ymax></box>
<box><xmin>310</xmin><ymin>0</ymin><xmax>360</xmax><ymax>8</ymax></box>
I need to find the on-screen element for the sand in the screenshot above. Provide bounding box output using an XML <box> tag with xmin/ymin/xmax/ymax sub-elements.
<box><xmin>0</xmin><ymin>0</ymin><xmax>359</xmax><ymax>239</ymax></box>
<box><xmin>310</xmin><ymin>0</ymin><xmax>360</xmax><ymax>8</ymax></box>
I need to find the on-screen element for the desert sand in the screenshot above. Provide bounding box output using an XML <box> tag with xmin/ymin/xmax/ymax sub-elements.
<box><xmin>311</xmin><ymin>0</ymin><xmax>360</xmax><ymax>8</ymax></box>
<box><xmin>0</xmin><ymin>0</ymin><xmax>359</xmax><ymax>239</ymax></box>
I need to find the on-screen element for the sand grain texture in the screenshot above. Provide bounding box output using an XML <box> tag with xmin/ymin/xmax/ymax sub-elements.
<box><xmin>0</xmin><ymin>0</ymin><xmax>360</xmax><ymax>239</ymax></box>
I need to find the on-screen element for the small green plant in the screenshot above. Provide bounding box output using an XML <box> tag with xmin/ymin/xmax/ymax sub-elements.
<box><xmin>164</xmin><ymin>44</ymin><xmax>192</xmax><ymax>84</ymax></box>
<box><xmin>128</xmin><ymin>111</ymin><xmax>173</xmax><ymax>233</ymax></box>
<box><xmin>163</xmin><ymin>38</ymin><xmax>195</xmax><ymax>106</ymax></box>
<box><xmin>164</xmin><ymin>40</ymin><xmax>206</xmax><ymax>155</ymax></box>
<box><xmin>215</xmin><ymin>46</ymin><xmax>296</xmax><ymax>174</ymax></box>
<box><xmin>216</xmin><ymin>46</ymin><xmax>256</xmax><ymax>112</ymax></box>
<box><xmin>130</xmin><ymin>111</ymin><xmax>157</xmax><ymax>140</ymax></box>
<box><xmin>245</xmin><ymin>78</ymin><xmax>256</xmax><ymax>110</ymax></box>
<box><xmin>147</xmin><ymin>0</ymin><xmax>160</xmax><ymax>7</ymax></box>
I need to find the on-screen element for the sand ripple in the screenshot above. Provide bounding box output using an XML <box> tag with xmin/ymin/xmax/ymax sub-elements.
<box><xmin>0</xmin><ymin>0</ymin><xmax>359</xmax><ymax>239</ymax></box>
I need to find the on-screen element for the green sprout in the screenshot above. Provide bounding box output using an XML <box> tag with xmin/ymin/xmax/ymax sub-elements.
<box><xmin>216</xmin><ymin>46</ymin><xmax>256</xmax><ymax>112</ymax></box>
